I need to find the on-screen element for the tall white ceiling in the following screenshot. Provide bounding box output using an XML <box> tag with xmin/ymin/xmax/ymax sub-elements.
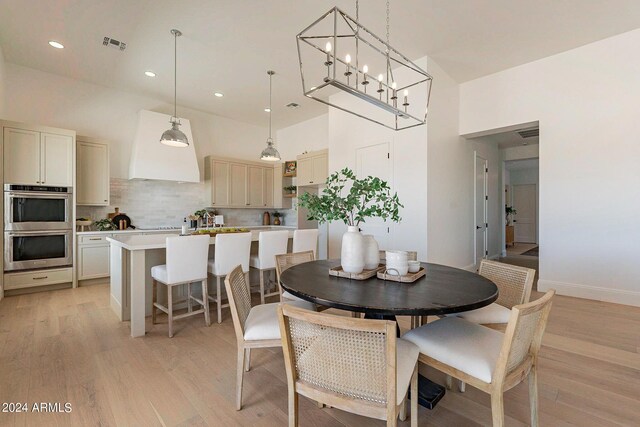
<box><xmin>2</xmin><ymin>0</ymin><xmax>640</xmax><ymax>129</ymax></box>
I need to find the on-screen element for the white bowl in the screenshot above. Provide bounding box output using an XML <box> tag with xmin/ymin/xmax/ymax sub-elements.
<box><xmin>408</xmin><ymin>261</ymin><xmax>420</xmax><ymax>273</ymax></box>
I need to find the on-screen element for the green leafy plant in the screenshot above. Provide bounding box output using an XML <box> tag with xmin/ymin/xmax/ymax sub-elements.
<box><xmin>95</xmin><ymin>218</ymin><xmax>117</xmax><ymax>231</ymax></box>
<box><xmin>283</xmin><ymin>185</ymin><xmax>297</xmax><ymax>193</ymax></box>
<box><xmin>272</xmin><ymin>211</ymin><xmax>282</xmax><ymax>218</ymax></box>
<box><xmin>194</xmin><ymin>209</ymin><xmax>208</xmax><ymax>218</ymax></box>
<box><xmin>298</xmin><ymin>168</ymin><xmax>403</xmax><ymax>226</ymax></box>
<box><xmin>505</xmin><ymin>205</ymin><xmax>517</xmax><ymax>225</ymax></box>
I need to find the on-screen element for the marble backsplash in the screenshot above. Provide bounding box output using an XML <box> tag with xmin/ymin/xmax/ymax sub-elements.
<box><xmin>77</xmin><ymin>178</ymin><xmax>296</xmax><ymax>229</ymax></box>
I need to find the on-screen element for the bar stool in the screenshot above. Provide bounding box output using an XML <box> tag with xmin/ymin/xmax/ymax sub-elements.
<box><xmin>207</xmin><ymin>232</ymin><xmax>252</xmax><ymax>324</ymax></box>
<box><xmin>151</xmin><ymin>235</ymin><xmax>211</xmax><ymax>338</ymax></box>
<box><xmin>292</xmin><ymin>229</ymin><xmax>319</xmax><ymax>258</ymax></box>
<box><xmin>249</xmin><ymin>230</ymin><xmax>289</xmax><ymax>305</ymax></box>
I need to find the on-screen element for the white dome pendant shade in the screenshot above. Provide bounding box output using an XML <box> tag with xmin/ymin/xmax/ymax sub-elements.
<box><xmin>260</xmin><ymin>70</ymin><xmax>281</xmax><ymax>161</ymax></box>
<box><xmin>160</xmin><ymin>29</ymin><xmax>189</xmax><ymax>148</ymax></box>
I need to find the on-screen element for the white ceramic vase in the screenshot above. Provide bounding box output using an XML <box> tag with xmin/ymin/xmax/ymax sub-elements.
<box><xmin>362</xmin><ymin>235</ymin><xmax>380</xmax><ymax>270</ymax></box>
<box><xmin>341</xmin><ymin>226</ymin><xmax>365</xmax><ymax>274</ymax></box>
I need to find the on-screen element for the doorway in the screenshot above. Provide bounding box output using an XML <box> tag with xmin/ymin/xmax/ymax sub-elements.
<box><xmin>513</xmin><ymin>184</ymin><xmax>537</xmax><ymax>243</ymax></box>
<box><xmin>505</xmin><ymin>157</ymin><xmax>539</xmax><ymax>257</ymax></box>
<box><xmin>474</xmin><ymin>153</ymin><xmax>488</xmax><ymax>268</ymax></box>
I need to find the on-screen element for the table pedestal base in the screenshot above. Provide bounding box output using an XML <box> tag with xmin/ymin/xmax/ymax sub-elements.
<box><xmin>363</xmin><ymin>313</ymin><xmax>446</xmax><ymax>410</ymax></box>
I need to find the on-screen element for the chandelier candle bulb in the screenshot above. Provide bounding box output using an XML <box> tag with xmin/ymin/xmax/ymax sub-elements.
<box><xmin>377</xmin><ymin>74</ymin><xmax>384</xmax><ymax>98</ymax></box>
<box><xmin>324</xmin><ymin>42</ymin><xmax>333</xmax><ymax>65</ymax></box>
<box><xmin>391</xmin><ymin>82</ymin><xmax>398</xmax><ymax>107</ymax></box>
<box><xmin>362</xmin><ymin>64</ymin><xmax>369</xmax><ymax>92</ymax></box>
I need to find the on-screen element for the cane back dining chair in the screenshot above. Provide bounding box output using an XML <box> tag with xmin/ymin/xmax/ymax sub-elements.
<box><xmin>278</xmin><ymin>304</ymin><xmax>420</xmax><ymax>427</ymax></box>
<box><xmin>224</xmin><ymin>265</ymin><xmax>313</xmax><ymax>410</ymax></box>
<box><xmin>403</xmin><ymin>290</ymin><xmax>555</xmax><ymax>427</ymax></box>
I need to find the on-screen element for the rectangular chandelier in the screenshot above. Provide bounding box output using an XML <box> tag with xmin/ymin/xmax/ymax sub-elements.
<box><xmin>297</xmin><ymin>6</ymin><xmax>433</xmax><ymax>131</ymax></box>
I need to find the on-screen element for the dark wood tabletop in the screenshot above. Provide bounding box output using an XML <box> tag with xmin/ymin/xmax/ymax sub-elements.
<box><xmin>279</xmin><ymin>259</ymin><xmax>498</xmax><ymax>316</ymax></box>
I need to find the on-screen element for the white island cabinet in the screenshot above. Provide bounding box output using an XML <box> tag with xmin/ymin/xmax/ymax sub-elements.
<box><xmin>107</xmin><ymin>227</ymin><xmax>296</xmax><ymax>337</ymax></box>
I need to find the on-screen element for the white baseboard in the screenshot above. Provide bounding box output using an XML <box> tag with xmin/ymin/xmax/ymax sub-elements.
<box><xmin>538</xmin><ymin>279</ymin><xmax>640</xmax><ymax>307</ymax></box>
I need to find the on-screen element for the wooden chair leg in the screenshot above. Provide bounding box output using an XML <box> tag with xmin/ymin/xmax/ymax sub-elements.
<box><xmin>187</xmin><ymin>282</ymin><xmax>193</xmax><ymax>312</ymax></box>
<box><xmin>236</xmin><ymin>346</ymin><xmax>245</xmax><ymax>410</ymax></box>
<box><xmin>152</xmin><ymin>279</ymin><xmax>158</xmax><ymax>324</ymax></box>
<box><xmin>167</xmin><ymin>285</ymin><xmax>174</xmax><ymax>338</ymax></box>
<box><xmin>202</xmin><ymin>280</ymin><xmax>211</xmax><ymax>326</ymax></box>
<box><xmin>259</xmin><ymin>270</ymin><xmax>265</xmax><ymax>305</ymax></box>
<box><xmin>490</xmin><ymin>391</ymin><xmax>505</xmax><ymax>427</ymax></box>
<box><xmin>445</xmin><ymin>375</ymin><xmax>453</xmax><ymax>390</ymax></box>
<box><xmin>410</xmin><ymin>365</ymin><xmax>418</xmax><ymax>427</ymax></box>
<box><xmin>245</xmin><ymin>348</ymin><xmax>251</xmax><ymax>372</ymax></box>
<box><xmin>288</xmin><ymin>389</ymin><xmax>299</xmax><ymax>427</ymax></box>
<box><xmin>399</xmin><ymin>399</ymin><xmax>407</xmax><ymax>421</ymax></box>
<box><xmin>529</xmin><ymin>366</ymin><xmax>539</xmax><ymax>427</ymax></box>
<box><xmin>216</xmin><ymin>276</ymin><xmax>222</xmax><ymax>324</ymax></box>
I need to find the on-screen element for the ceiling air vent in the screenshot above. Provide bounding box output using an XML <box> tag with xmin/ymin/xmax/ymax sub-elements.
<box><xmin>103</xmin><ymin>37</ymin><xmax>127</xmax><ymax>51</ymax></box>
<box><xmin>285</xmin><ymin>102</ymin><xmax>300</xmax><ymax>109</ymax></box>
<box><xmin>517</xmin><ymin>128</ymin><xmax>539</xmax><ymax>139</ymax></box>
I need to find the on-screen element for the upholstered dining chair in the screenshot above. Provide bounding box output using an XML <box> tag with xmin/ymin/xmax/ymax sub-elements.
<box><xmin>403</xmin><ymin>290</ymin><xmax>555</xmax><ymax>427</ymax></box>
<box><xmin>453</xmin><ymin>259</ymin><xmax>536</xmax><ymax>326</ymax></box>
<box><xmin>278</xmin><ymin>304</ymin><xmax>420</xmax><ymax>427</ymax></box>
<box><xmin>224</xmin><ymin>265</ymin><xmax>313</xmax><ymax>410</ymax></box>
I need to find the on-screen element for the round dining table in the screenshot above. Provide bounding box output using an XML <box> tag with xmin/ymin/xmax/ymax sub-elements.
<box><xmin>279</xmin><ymin>259</ymin><xmax>499</xmax><ymax>409</ymax></box>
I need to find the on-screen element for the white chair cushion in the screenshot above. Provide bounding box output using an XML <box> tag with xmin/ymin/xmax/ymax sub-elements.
<box><xmin>151</xmin><ymin>264</ymin><xmax>168</xmax><ymax>284</ymax></box>
<box><xmin>449</xmin><ymin>303</ymin><xmax>511</xmax><ymax>324</ymax></box>
<box><xmin>249</xmin><ymin>254</ymin><xmax>261</xmax><ymax>269</ymax></box>
<box><xmin>396</xmin><ymin>338</ymin><xmax>420</xmax><ymax>404</ymax></box>
<box><xmin>402</xmin><ymin>317</ymin><xmax>504</xmax><ymax>384</ymax></box>
<box><xmin>282</xmin><ymin>291</ymin><xmax>309</xmax><ymax>304</ymax></box>
<box><xmin>243</xmin><ymin>300</ymin><xmax>315</xmax><ymax>341</ymax></box>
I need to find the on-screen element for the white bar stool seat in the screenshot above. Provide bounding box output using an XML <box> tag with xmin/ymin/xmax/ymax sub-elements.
<box><xmin>292</xmin><ymin>229</ymin><xmax>318</xmax><ymax>258</ymax></box>
<box><xmin>151</xmin><ymin>235</ymin><xmax>211</xmax><ymax>337</ymax></box>
<box><xmin>207</xmin><ymin>232</ymin><xmax>252</xmax><ymax>324</ymax></box>
<box><xmin>249</xmin><ymin>230</ymin><xmax>289</xmax><ymax>305</ymax></box>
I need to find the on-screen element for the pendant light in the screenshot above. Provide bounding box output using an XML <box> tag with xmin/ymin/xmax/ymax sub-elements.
<box><xmin>260</xmin><ymin>70</ymin><xmax>281</xmax><ymax>161</ymax></box>
<box><xmin>160</xmin><ymin>29</ymin><xmax>189</xmax><ymax>147</ymax></box>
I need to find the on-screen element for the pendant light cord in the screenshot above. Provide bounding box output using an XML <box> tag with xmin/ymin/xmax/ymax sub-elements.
<box><xmin>174</xmin><ymin>31</ymin><xmax>177</xmax><ymax>120</ymax></box>
<box><xmin>268</xmin><ymin>71</ymin><xmax>273</xmax><ymax>141</ymax></box>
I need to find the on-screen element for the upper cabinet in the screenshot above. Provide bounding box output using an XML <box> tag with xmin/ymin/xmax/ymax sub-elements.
<box><xmin>77</xmin><ymin>140</ymin><xmax>109</xmax><ymax>206</ymax></box>
<box><xmin>205</xmin><ymin>156</ymin><xmax>280</xmax><ymax>208</ymax></box>
<box><xmin>297</xmin><ymin>149</ymin><xmax>328</xmax><ymax>186</ymax></box>
<box><xmin>3</xmin><ymin>125</ymin><xmax>74</xmax><ymax>187</ymax></box>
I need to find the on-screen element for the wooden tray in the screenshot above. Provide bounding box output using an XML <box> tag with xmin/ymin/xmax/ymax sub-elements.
<box><xmin>190</xmin><ymin>228</ymin><xmax>249</xmax><ymax>236</ymax></box>
<box><xmin>329</xmin><ymin>264</ymin><xmax>385</xmax><ymax>280</ymax></box>
<box><xmin>377</xmin><ymin>267</ymin><xmax>426</xmax><ymax>283</ymax></box>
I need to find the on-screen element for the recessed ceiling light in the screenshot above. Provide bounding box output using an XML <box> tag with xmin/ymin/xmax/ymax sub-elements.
<box><xmin>144</xmin><ymin>71</ymin><xmax>156</xmax><ymax>77</ymax></box>
<box><xmin>264</xmin><ymin>108</ymin><xmax>271</xmax><ymax>112</ymax></box>
<box><xmin>214</xmin><ymin>92</ymin><xmax>224</xmax><ymax>98</ymax></box>
<box><xmin>48</xmin><ymin>40</ymin><xmax>64</xmax><ymax>49</ymax></box>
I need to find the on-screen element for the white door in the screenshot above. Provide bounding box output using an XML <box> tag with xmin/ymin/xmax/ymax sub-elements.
<box><xmin>41</xmin><ymin>133</ymin><xmax>73</xmax><ymax>186</ymax></box>
<box><xmin>356</xmin><ymin>142</ymin><xmax>391</xmax><ymax>250</ymax></box>
<box><xmin>513</xmin><ymin>184</ymin><xmax>537</xmax><ymax>243</ymax></box>
<box><xmin>475</xmin><ymin>154</ymin><xmax>488</xmax><ymax>268</ymax></box>
<box><xmin>3</xmin><ymin>127</ymin><xmax>41</xmax><ymax>185</ymax></box>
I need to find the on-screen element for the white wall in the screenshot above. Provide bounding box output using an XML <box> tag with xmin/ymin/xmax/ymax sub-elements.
<box><xmin>0</xmin><ymin>46</ymin><xmax>5</xmax><ymax>117</ymax></box>
<box><xmin>460</xmin><ymin>29</ymin><xmax>640</xmax><ymax>305</ymax></box>
<box><xmin>327</xmin><ymin>58</ymin><xmax>429</xmax><ymax>261</ymax></box>
<box><xmin>2</xmin><ymin>63</ymin><xmax>268</xmax><ymax>179</ymax></box>
<box><xmin>427</xmin><ymin>62</ymin><xmax>502</xmax><ymax>270</ymax></box>
<box><xmin>276</xmin><ymin>114</ymin><xmax>328</xmax><ymax>161</ymax></box>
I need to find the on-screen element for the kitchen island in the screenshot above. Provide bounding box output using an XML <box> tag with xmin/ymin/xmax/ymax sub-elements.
<box><xmin>107</xmin><ymin>226</ymin><xmax>296</xmax><ymax>337</ymax></box>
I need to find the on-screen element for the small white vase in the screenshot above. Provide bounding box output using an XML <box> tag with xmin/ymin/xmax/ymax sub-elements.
<box><xmin>362</xmin><ymin>235</ymin><xmax>380</xmax><ymax>270</ymax></box>
<box><xmin>341</xmin><ymin>226</ymin><xmax>365</xmax><ymax>274</ymax></box>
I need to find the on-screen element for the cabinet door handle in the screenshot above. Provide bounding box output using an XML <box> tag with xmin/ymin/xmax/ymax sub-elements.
<box><xmin>33</xmin><ymin>276</ymin><xmax>48</xmax><ymax>280</ymax></box>
<box><xmin>89</xmin><ymin>238</ymin><xmax>102</xmax><ymax>241</ymax></box>
<box><xmin>104</xmin><ymin>200</ymin><xmax>108</xmax><ymax>202</ymax></box>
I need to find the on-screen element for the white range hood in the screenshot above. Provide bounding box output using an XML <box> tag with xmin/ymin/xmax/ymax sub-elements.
<box><xmin>129</xmin><ymin>110</ymin><xmax>200</xmax><ymax>182</ymax></box>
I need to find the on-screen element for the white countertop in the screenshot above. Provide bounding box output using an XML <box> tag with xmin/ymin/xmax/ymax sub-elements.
<box><xmin>106</xmin><ymin>228</ymin><xmax>296</xmax><ymax>251</ymax></box>
<box><xmin>78</xmin><ymin>225</ymin><xmax>296</xmax><ymax>235</ymax></box>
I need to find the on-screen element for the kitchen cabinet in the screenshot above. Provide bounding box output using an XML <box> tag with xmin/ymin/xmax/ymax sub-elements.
<box><xmin>3</xmin><ymin>127</ymin><xmax>73</xmax><ymax>186</ymax></box>
<box><xmin>230</xmin><ymin>163</ymin><xmax>248</xmax><ymax>206</ymax></box>
<box><xmin>209</xmin><ymin>160</ymin><xmax>230</xmax><ymax>206</ymax></box>
<box><xmin>248</xmin><ymin>166</ymin><xmax>264</xmax><ymax>207</ymax></box>
<box><xmin>205</xmin><ymin>156</ymin><xmax>280</xmax><ymax>208</ymax></box>
<box><xmin>78</xmin><ymin>234</ymin><xmax>112</xmax><ymax>280</ymax></box>
<box><xmin>4</xmin><ymin>267</ymin><xmax>73</xmax><ymax>291</ymax></box>
<box><xmin>297</xmin><ymin>149</ymin><xmax>328</xmax><ymax>186</ymax></box>
<box><xmin>77</xmin><ymin>140</ymin><xmax>109</xmax><ymax>206</ymax></box>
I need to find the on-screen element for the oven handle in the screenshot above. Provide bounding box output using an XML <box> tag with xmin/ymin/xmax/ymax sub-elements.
<box><xmin>7</xmin><ymin>192</ymin><xmax>72</xmax><ymax>199</ymax></box>
<box><xmin>6</xmin><ymin>230</ymin><xmax>72</xmax><ymax>236</ymax></box>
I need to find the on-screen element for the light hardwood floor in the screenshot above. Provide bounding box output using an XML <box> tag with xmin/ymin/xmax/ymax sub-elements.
<box><xmin>1</xmin><ymin>282</ymin><xmax>639</xmax><ymax>426</ymax></box>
